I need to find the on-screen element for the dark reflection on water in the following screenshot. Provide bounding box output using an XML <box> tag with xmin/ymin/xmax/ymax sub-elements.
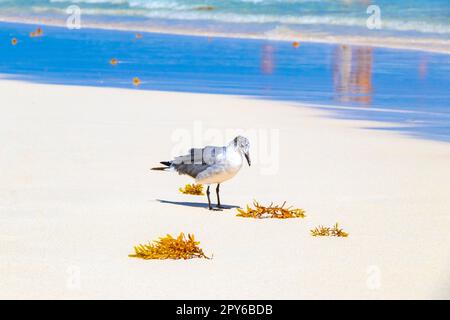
<box><xmin>0</xmin><ymin>21</ymin><xmax>449</xmax><ymax>142</ymax></box>
<box><xmin>418</xmin><ymin>55</ymin><xmax>428</xmax><ymax>80</ymax></box>
<box><xmin>333</xmin><ymin>45</ymin><xmax>373</xmax><ymax>105</ymax></box>
<box><xmin>261</xmin><ymin>44</ymin><xmax>275</xmax><ymax>75</ymax></box>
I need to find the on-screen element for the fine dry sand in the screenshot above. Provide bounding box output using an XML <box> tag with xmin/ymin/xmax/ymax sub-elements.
<box><xmin>0</xmin><ymin>80</ymin><xmax>449</xmax><ymax>299</ymax></box>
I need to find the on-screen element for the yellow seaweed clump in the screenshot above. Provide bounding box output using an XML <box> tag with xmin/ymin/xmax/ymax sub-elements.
<box><xmin>110</xmin><ymin>58</ymin><xmax>118</xmax><ymax>65</ymax></box>
<box><xmin>237</xmin><ymin>200</ymin><xmax>306</xmax><ymax>219</ymax></box>
<box><xmin>30</xmin><ymin>27</ymin><xmax>43</xmax><ymax>37</ymax></box>
<box><xmin>179</xmin><ymin>183</ymin><xmax>205</xmax><ymax>195</ymax></box>
<box><xmin>196</xmin><ymin>6</ymin><xmax>215</xmax><ymax>11</ymax></box>
<box><xmin>133</xmin><ymin>77</ymin><xmax>141</xmax><ymax>86</ymax></box>
<box><xmin>310</xmin><ymin>223</ymin><xmax>349</xmax><ymax>237</ymax></box>
<box><xmin>11</xmin><ymin>38</ymin><xmax>18</xmax><ymax>45</ymax></box>
<box><xmin>129</xmin><ymin>233</ymin><xmax>210</xmax><ymax>260</ymax></box>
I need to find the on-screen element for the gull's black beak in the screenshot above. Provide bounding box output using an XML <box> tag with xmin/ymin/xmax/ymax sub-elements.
<box><xmin>245</xmin><ymin>153</ymin><xmax>251</xmax><ymax>166</ymax></box>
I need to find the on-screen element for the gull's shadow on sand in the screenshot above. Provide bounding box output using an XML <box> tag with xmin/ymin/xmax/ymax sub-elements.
<box><xmin>157</xmin><ymin>199</ymin><xmax>240</xmax><ymax>211</ymax></box>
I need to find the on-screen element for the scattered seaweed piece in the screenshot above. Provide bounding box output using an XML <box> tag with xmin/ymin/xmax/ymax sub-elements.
<box><xmin>133</xmin><ymin>77</ymin><xmax>141</xmax><ymax>86</ymax></box>
<box><xmin>11</xmin><ymin>38</ymin><xmax>18</xmax><ymax>45</ymax></box>
<box><xmin>135</xmin><ymin>33</ymin><xmax>142</xmax><ymax>39</ymax></box>
<box><xmin>237</xmin><ymin>200</ymin><xmax>306</xmax><ymax>219</ymax></box>
<box><xmin>310</xmin><ymin>225</ymin><xmax>330</xmax><ymax>237</ymax></box>
<box><xmin>292</xmin><ymin>41</ymin><xmax>300</xmax><ymax>48</ymax></box>
<box><xmin>110</xmin><ymin>58</ymin><xmax>118</xmax><ymax>65</ymax></box>
<box><xmin>30</xmin><ymin>27</ymin><xmax>43</xmax><ymax>37</ymax></box>
<box><xmin>129</xmin><ymin>232</ymin><xmax>210</xmax><ymax>260</ymax></box>
<box><xmin>196</xmin><ymin>6</ymin><xmax>215</xmax><ymax>11</ymax></box>
<box><xmin>179</xmin><ymin>183</ymin><xmax>205</xmax><ymax>195</ymax></box>
<box><xmin>310</xmin><ymin>223</ymin><xmax>349</xmax><ymax>237</ymax></box>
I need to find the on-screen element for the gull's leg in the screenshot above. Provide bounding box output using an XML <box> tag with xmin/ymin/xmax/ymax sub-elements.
<box><xmin>206</xmin><ymin>186</ymin><xmax>212</xmax><ymax>210</ymax></box>
<box><xmin>216</xmin><ymin>184</ymin><xmax>222</xmax><ymax>209</ymax></box>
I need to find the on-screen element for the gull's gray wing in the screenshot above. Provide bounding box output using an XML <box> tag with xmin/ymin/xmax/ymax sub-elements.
<box><xmin>171</xmin><ymin>146</ymin><xmax>226</xmax><ymax>178</ymax></box>
<box><xmin>171</xmin><ymin>163</ymin><xmax>210</xmax><ymax>178</ymax></box>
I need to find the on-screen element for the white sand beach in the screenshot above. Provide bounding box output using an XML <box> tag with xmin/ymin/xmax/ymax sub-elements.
<box><xmin>0</xmin><ymin>80</ymin><xmax>449</xmax><ymax>299</ymax></box>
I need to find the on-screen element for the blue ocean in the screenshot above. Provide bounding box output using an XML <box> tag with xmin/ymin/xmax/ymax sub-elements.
<box><xmin>1</xmin><ymin>0</ymin><xmax>450</xmax><ymax>42</ymax></box>
<box><xmin>0</xmin><ymin>1</ymin><xmax>449</xmax><ymax>141</ymax></box>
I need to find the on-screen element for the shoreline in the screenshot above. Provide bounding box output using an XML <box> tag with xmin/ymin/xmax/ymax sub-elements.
<box><xmin>2</xmin><ymin>20</ymin><xmax>450</xmax><ymax>143</ymax></box>
<box><xmin>1</xmin><ymin>79</ymin><xmax>450</xmax><ymax>299</ymax></box>
<box><xmin>1</xmin><ymin>16</ymin><xmax>450</xmax><ymax>55</ymax></box>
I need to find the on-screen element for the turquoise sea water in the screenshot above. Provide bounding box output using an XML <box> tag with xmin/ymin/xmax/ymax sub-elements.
<box><xmin>0</xmin><ymin>0</ymin><xmax>449</xmax><ymax>42</ymax></box>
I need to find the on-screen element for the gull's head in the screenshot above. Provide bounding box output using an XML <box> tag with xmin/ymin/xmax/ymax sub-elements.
<box><xmin>232</xmin><ymin>136</ymin><xmax>251</xmax><ymax>166</ymax></box>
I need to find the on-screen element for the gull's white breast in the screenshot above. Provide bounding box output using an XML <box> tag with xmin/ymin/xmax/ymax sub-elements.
<box><xmin>195</xmin><ymin>148</ymin><xmax>243</xmax><ymax>185</ymax></box>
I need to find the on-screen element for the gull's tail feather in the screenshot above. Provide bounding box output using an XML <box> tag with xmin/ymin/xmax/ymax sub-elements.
<box><xmin>151</xmin><ymin>167</ymin><xmax>168</xmax><ymax>171</ymax></box>
<box><xmin>151</xmin><ymin>161</ymin><xmax>172</xmax><ymax>171</ymax></box>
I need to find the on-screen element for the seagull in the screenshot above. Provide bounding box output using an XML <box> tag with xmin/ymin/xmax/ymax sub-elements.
<box><xmin>152</xmin><ymin>136</ymin><xmax>251</xmax><ymax>210</ymax></box>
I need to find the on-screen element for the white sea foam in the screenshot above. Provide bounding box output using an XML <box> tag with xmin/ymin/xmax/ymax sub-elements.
<box><xmin>2</xmin><ymin>0</ymin><xmax>450</xmax><ymax>54</ymax></box>
<box><xmin>21</xmin><ymin>4</ymin><xmax>450</xmax><ymax>35</ymax></box>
